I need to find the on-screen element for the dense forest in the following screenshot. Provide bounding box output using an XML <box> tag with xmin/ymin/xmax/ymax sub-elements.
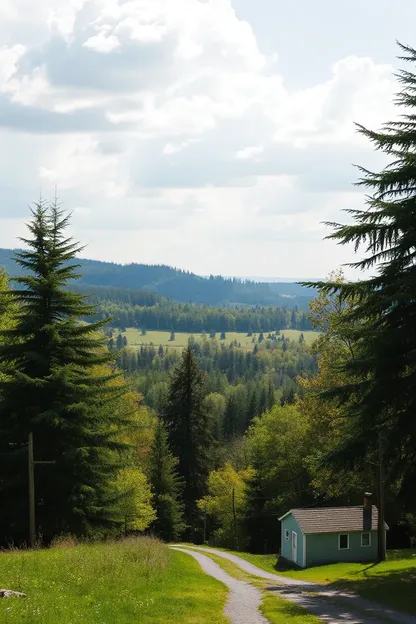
<box><xmin>79</xmin><ymin>283</ymin><xmax>313</xmax><ymax>332</ymax></box>
<box><xmin>115</xmin><ymin>333</ymin><xmax>317</xmax><ymax>438</ymax></box>
<box><xmin>0</xmin><ymin>248</ymin><xmax>316</xmax><ymax>309</ymax></box>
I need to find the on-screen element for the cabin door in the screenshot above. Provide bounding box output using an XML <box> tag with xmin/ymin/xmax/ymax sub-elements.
<box><xmin>292</xmin><ymin>531</ymin><xmax>298</xmax><ymax>563</ymax></box>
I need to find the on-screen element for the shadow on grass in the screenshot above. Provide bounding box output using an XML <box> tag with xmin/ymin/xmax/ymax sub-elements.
<box><xmin>328</xmin><ymin>566</ymin><xmax>416</xmax><ymax>615</ymax></box>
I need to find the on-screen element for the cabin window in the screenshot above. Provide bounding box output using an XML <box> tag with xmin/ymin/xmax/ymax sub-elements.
<box><xmin>338</xmin><ymin>534</ymin><xmax>349</xmax><ymax>550</ymax></box>
<box><xmin>361</xmin><ymin>532</ymin><xmax>371</xmax><ymax>547</ymax></box>
<box><xmin>285</xmin><ymin>529</ymin><xmax>289</xmax><ymax>541</ymax></box>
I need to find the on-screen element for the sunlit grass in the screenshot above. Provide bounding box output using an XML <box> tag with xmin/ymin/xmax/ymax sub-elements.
<box><xmin>0</xmin><ymin>537</ymin><xmax>229</xmax><ymax>624</ymax></box>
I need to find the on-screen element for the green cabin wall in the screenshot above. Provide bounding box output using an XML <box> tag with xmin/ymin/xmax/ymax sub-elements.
<box><xmin>281</xmin><ymin>514</ymin><xmax>304</xmax><ymax>567</ymax></box>
<box><xmin>305</xmin><ymin>530</ymin><xmax>378</xmax><ymax>567</ymax></box>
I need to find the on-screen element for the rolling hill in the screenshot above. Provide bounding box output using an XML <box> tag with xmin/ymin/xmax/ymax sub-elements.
<box><xmin>0</xmin><ymin>248</ymin><xmax>317</xmax><ymax>309</ymax></box>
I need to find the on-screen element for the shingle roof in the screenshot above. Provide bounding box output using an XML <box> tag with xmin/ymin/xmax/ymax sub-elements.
<box><xmin>283</xmin><ymin>506</ymin><xmax>380</xmax><ymax>534</ymax></box>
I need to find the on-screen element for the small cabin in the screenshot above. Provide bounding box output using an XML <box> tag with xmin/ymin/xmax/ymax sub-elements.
<box><xmin>278</xmin><ymin>494</ymin><xmax>384</xmax><ymax>568</ymax></box>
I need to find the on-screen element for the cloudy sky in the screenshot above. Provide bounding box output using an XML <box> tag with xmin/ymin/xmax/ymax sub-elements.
<box><xmin>0</xmin><ymin>0</ymin><xmax>414</xmax><ymax>278</ymax></box>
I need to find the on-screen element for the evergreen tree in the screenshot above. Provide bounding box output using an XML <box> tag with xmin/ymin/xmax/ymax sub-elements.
<box><xmin>123</xmin><ymin>335</ymin><xmax>128</xmax><ymax>347</ymax></box>
<box><xmin>0</xmin><ymin>201</ymin><xmax>131</xmax><ymax>544</ymax></box>
<box><xmin>223</xmin><ymin>393</ymin><xmax>240</xmax><ymax>439</ymax></box>
<box><xmin>220</xmin><ymin>331</ymin><xmax>226</xmax><ymax>340</ymax></box>
<box><xmin>306</xmin><ymin>44</ymin><xmax>416</xmax><ymax>522</ymax></box>
<box><xmin>163</xmin><ymin>346</ymin><xmax>213</xmax><ymax>528</ymax></box>
<box><xmin>169</xmin><ymin>330</ymin><xmax>175</xmax><ymax>342</ymax></box>
<box><xmin>116</xmin><ymin>333</ymin><xmax>124</xmax><ymax>350</ymax></box>
<box><xmin>149</xmin><ymin>420</ymin><xmax>185</xmax><ymax>541</ymax></box>
<box><xmin>290</xmin><ymin>309</ymin><xmax>297</xmax><ymax>329</ymax></box>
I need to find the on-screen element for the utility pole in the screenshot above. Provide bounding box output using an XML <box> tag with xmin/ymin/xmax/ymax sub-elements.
<box><xmin>232</xmin><ymin>487</ymin><xmax>238</xmax><ymax>550</ymax></box>
<box><xmin>378</xmin><ymin>431</ymin><xmax>386</xmax><ymax>562</ymax></box>
<box><xmin>203</xmin><ymin>509</ymin><xmax>207</xmax><ymax>544</ymax></box>
<box><xmin>28</xmin><ymin>433</ymin><xmax>55</xmax><ymax>548</ymax></box>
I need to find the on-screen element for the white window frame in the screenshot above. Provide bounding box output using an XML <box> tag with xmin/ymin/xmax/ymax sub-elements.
<box><xmin>285</xmin><ymin>529</ymin><xmax>289</xmax><ymax>541</ymax></box>
<box><xmin>361</xmin><ymin>532</ymin><xmax>371</xmax><ymax>547</ymax></box>
<box><xmin>338</xmin><ymin>533</ymin><xmax>350</xmax><ymax>550</ymax></box>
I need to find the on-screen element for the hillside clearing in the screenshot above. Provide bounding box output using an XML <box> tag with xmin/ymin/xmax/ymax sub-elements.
<box><xmin>0</xmin><ymin>538</ymin><xmax>228</xmax><ymax>624</ymax></box>
<box><xmin>121</xmin><ymin>328</ymin><xmax>318</xmax><ymax>350</ymax></box>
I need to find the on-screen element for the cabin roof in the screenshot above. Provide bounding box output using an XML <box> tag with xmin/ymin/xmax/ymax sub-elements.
<box><xmin>279</xmin><ymin>505</ymin><xmax>381</xmax><ymax>534</ymax></box>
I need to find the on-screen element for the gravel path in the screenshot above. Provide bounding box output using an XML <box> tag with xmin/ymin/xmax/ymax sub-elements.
<box><xmin>183</xmin><ymin>546</ymin><xmax>416</xmax><ymax>624</ymax></box>
<box><xmin>172</xmin><ymin>547</ymin><xmax>268</xmax><ymax>624</ymax></box>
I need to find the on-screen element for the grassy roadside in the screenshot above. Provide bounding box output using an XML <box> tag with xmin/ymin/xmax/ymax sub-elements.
<box><xmin>210</xmin><ymin>547</ymin><xmax>416</xmax><ymax>615</ymax></box>
<box><xmin>197</xmin><ymin>550</ymin><xmax>320</xmax><ymax>624</ymax></box>
<box><xmin>0</xmin><ymin>537</ymin><xmax>229</xmax><ymax>624</ymax></box>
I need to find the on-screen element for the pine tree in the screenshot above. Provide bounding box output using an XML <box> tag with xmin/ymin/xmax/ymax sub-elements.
<box><xmin>0</xmin><ymin>201</ymin><xmax>131</xmax><ymax>544</ymax></box>
<box><xmin>163</xmin><ymin>346</ymin><xmax>213</xmax><ymax>528</ymax></box>
<box><xmin>305</xmin><ymin>44</ymin><xmax>416</xmax><ymax>518</ymax></box>
<box><xmin>223</xmin><ymin>393</ymin><xmax>239</xmax><ymax>439</ymax></box>
<box><xmin>116</xmin><ymin>333</ymin><xmax>124</xmax><ymax>350</ymax></box>
<box><xmin>148</xmin><ymin>420</ymin><xmax>185</xmax><ymax>541</ymax></box>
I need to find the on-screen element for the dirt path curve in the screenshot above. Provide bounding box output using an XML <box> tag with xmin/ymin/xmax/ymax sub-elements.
<box><xmin>171</xmin><ymin>547</ymin><xmax>268</xmax><ymax>624</ymax></box>
<box><xmin>184</xmin><ymin>546</ymin><xmax>416</xmax><ymax>624</ymax></box>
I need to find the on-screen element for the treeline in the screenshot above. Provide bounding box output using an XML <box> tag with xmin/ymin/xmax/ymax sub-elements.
<box><xmin>87</xmin><ymin>295</ymin><xmax>312</xmax><ymax>333</ymax></box>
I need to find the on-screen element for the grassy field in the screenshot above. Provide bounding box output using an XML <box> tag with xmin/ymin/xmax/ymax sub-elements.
<box><xmin>217</xmin><ymin>548</ymin><xmax>416</xmax><ymax>615</ymax></box>
<box><xmin>0</xmin><ymin>537</ymin><xmax>229</xmax><ymax>624</ymax></box>
<box><xmin>121</xmin><ymin>328</ymin><xmax>319</xmax><ymax>350</ymax></box>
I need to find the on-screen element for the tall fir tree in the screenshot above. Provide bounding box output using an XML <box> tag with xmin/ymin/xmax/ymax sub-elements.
<box><xmin>305</xmin><ymin>44</ymin><xmax>416</xmax><ymax>520</ymax></box>
<box><xmin>0</xmin><ymin>201</ymin><xmax>132</xmax><ymax>544</ymax></box>
<box><xmin>148</xmin><ymin>419</ymin><xmax>185</xmax><ymax>542</ymax></box>
<box><xmin>163</xmin><ymin>345</ymin><xmax>213</xmax><ymax>530</ymax></box>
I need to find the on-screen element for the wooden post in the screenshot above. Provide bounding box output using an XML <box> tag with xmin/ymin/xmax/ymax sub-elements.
<box><xmin>28</xmin><ymin>433</ymin><xmax>55</xmax><ymax>548</ymax></box>
<box><xmin>232</xmin><ymin>487</ymin><xmax>237</xmax><ymax>550</ymax></box>
<box><xmin>28</xmin><ymin>433</ymin><xmax>36</xmax><ymax>548</ymax></box>
<box><xmin>378</xmin><ymin>432</ymin><xmax>386</xmax><ymax>562</ymax></box>
<box><xmin>203</xmin><ymin>509</ymin><xmax>207</xmax><ymax>544</ymax></box>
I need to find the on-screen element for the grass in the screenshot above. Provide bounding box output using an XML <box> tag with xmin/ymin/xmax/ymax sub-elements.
<box><xmin>122</xmin><ymin>328</ymin><xmax>318</xmax><ymax>350</ymax></box>
<box><xmin>260</xmin><ymin>593</ymin><xmax>321</xmax><ymax>624</ymax></box>
<box><xmin>196</xmin><ymin>549</ymin><xmax>320</xmax><ymax>624</ymax></box>
<box><xmin>0</xmin><ymin>537</ymin><xmax>229</xmax><ymax>624</ymax></box>
<box><xmin>215</xmin><ymin>548</ymin><xmax>416</xmax><ymax>615</ymax></box>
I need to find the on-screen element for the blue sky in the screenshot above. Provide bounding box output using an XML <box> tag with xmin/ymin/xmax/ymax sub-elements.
<box><xmin>0</xmin><ymin>0</ymin><xmax>413</xmax><ymax>277</ymax></box>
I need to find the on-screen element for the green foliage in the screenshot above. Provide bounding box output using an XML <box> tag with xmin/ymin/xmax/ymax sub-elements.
<box><xmin>198</xmin><ymin>463</ymin><xmax>253</xmax><ymax>549</ymax></box>
<box><xmin>0</xmin><ymin>201</ymin><xmax>135</xmax><ymax>544</ymax></box>
<box><xmin>149</xmin><ymin>420</ymin><xmax>185</xmax><ymax>542</ymax></box>
<box><xmin>244</xmin><ymin>405</ymin><xmax>313</xmax><ymax>552</ymax></box>
<box><xmin>163</xmin><ymin>346</ymin><xmax>213</xmax><ymax>530</ymax></box>
<box><xmin>304</xmin><ymin>44</ymin><xmax>416</xmax><ymax>509</ymax></box>
<box><xmin>114</xmin><ymin>467</ymin><xmax>156</xmax><ymax>532</ymax></box>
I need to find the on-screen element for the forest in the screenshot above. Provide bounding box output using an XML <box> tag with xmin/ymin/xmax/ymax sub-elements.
<box><xmin>0</xmin><ymin>247</ymin><xmax>316</xmax><ymax>309</ymax></box>
<box><xmin>82</xmin><ymin>283</ymin><xmax>313</xmax><ymax>333</ymax></box>
<box><xmin>1</xmin><ymin>42</ymin><xmax>416</xmax><ymax>561</ymax></box>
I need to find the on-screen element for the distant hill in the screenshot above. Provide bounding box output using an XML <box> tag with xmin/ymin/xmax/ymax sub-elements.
<box><xmin>0</xmin><ymin>248</ymin><xmax>317</xmax><ymax>309</ymax></box>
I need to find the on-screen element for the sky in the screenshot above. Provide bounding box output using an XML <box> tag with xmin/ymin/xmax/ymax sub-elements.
<box><xmin>0</xmin><ymin>0</ymin><xmax>414</xmax><ymax>279</ymax></box>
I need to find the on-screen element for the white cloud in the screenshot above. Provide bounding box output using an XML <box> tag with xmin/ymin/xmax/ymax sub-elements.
<box><xmin>0</xmin><ymin>0</ymin><xmax>401</xmax><ymax>277</ymax></box>
<box><xmin>83</xmin><ymin>32</ymin><xmax>121</xmax><ymax>53</ymax></box>
<box><xmin>236</xmin><ymin>145</ymin><xmax>264</xmax><ymax>160</ymax></box>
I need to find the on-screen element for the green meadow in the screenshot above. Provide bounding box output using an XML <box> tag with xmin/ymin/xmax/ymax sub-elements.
<box><xmin>0</xmin><ymin>538</ymin><xmax>228</xmax><ymax>624</ymax></box>
<box><xmin>121</xmin><ymin>328</ymin><xmax>319</xmax><ymax>350</ymax></box>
